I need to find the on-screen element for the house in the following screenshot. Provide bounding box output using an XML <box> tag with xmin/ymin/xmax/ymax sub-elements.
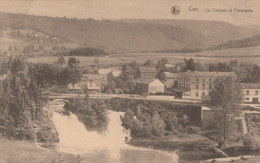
<box><xmin>138</xmin><ymin>67</ymin><xmax>157</xmax><ymax>78</ymax></box>
<box><xmin>235</xmin><ymin>83</ymin><xmax>260</xmax><ymax>104</ymax></box>
<box><xmin>163</xmin><ymin>72</ymin><xmax>178</xmax><ymax>89</ymax></box>
<box><xmin>67</xmin><ymin>83</ymin><xmax>83</xmax><ymax>93</ymax></box>
<box><xmin>81</xmin><ymin>74</ymin><xmax>103</xmax><ymax>93</ymax></box>
<box><xmin>175</xmin><ymin>71</ymin><xmax>236</xmax><ymax>100</ymax></box>
<box><xmin>136</xmin><ymin>78</ymin><xmax>164</xmax><ymax>95</ymax></box>
<box><xmin>98</xmin><ymin>68</ymin><xmax>122</xmax><ymax>80</ymax></box>
<box><xmin>111</xmin><ymin>70</ymin><xmax>121</xmax><ymax>77</ymax></box>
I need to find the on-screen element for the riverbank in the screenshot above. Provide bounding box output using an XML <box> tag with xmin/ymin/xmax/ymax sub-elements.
<box><xmin>128</xmin><ymin>134</ymin><xmax>219</xmax><ymax>162</ymax></box>
<box><xmin>0</xmin><ymin>138</ymin><xmax>79</xmax><ymax>163</ymax></box>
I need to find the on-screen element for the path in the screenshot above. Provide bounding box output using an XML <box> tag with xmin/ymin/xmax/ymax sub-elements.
<box><xmin>240</xmin><ymin>110</ymin><xmax>260</xmax><ymax>134</ymax></box>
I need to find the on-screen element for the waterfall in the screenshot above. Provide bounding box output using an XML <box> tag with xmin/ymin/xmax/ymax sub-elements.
<box><xmin>51</xmin><ymin>103</ymin><xmax>178</xmax><ymax>162</ymax></box>
<box><xmin>52</xmin><ymin>110</ymin><xmax>130</xmax><ymax>157</ymax></box>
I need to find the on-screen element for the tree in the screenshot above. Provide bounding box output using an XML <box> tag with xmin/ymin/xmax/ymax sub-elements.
<box><xmin>10</xmin><ymin>58</ymin><xmax>25</xmax><ymax>75</ymax></box>
<box><xmin>57</xmin><ymin>56</ymin><xmax>66</xmax><ymax>67</ymax></box>
<box><xmin>68</xmin><ymin>64</ymin><xmax>81</xmax><ymax>90</ymax></box>
<box><xmin>68</xmin><ymin>57</ymin><xmax>77</xmax><ymax>68</ymax></box>
<box><xmin>143</xmin><ymin>59</ymin><xmax>153</xmax><ymax>67</ymax></box>
<box><xmin>184</xmin><ymin>58</ymin><xmax>196</xmax><ymax>71</ymax></box>
<box><xmin>210</xmin><ymin>76</ymin><xmax>243</xmax><ymax>142</ymax></box>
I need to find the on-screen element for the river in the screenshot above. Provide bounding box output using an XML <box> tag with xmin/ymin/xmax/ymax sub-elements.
<box><xmin>50</xmin><ymin>102</ymin><xmax>179</xmax><ymax>163</ymax></box>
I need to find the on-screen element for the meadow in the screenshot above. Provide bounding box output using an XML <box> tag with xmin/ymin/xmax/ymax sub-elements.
<box><xmin>0</xmin><ymin>36</ymin><xmax>31</xmax><ymax>51</ymax></box>
<box><xmin>27</xmin><ymin>46</ymin><xmax>260</xmax><ymax>67</ymax></box>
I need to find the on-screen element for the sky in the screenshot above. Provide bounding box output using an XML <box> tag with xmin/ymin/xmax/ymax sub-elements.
<box><xmin>0</xmin><ymin>0</ymin><xmax>260</xmax><ymax>25</ymax></box>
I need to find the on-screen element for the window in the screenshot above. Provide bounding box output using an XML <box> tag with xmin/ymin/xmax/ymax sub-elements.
<box><xmin>209</xmin><ymin>84</ymin><xmax>212</xmax><ymax>89</ymax></box>
<box><xmin>202</xmin><ymin>91</ymin><xmax>205</xmax><ymax>96</ymax></box>
<box><xmin>202</xmin><ymin>84</ymin><xmax>205</xmax><ymax>89</ymax></box>
<box><xmin>196</xmin><ymin>78</ymin><xmax>199</xmax><ymax>82</ymax></box>
<box><xmin>196</xmin><ymin>84</ymin><xmax>199</xmax><ymax>89</ymax></box>
<box><xmin>256</xmin><ymin>90</ymin><xmax>259</xmax><ymax>95</ymax></box>
<box><xmin>202</xmin><ymin>78</ymin><xmax>205</xmax><ymax>82</ymax></box>
<box><xmin>209</xmin><ymin>78</ymin><xmax>211</xmax><ymax>83</ymax></box>
<box><xmin>196</xmin><ymin>91</ymin><xmax>199</xmax><ymax>97</ymax></box>
<box><xmin>246</xmin><ymin>90</ymin><xmax>250</xmax><ymax>95</ymax></box>
<box><xmin>246</xmin><ymin>98</ymin><xmax>249</xmax><ymax>101</ymax></box>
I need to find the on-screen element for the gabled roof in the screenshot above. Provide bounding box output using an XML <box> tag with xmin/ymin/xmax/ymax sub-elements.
<box><xmin>139</xmin><ymin>67</ymin><xmax>157</xmax><ymax>73</ymax></box>
<box><xmin>112</xmin><ymin>70</ymin><xmax>121</xmax><ymax>77</ymax></box>
<box><xmin>180</xmin><ymin>71</ymin><xmax>236</xmax><ymax>77</ymax></box>
<box><xmin>235</xmin><ymin>83</ymin><xmax>260</xmax><ymax>89</ymax></box>
<box><xmin>98</xmin><ymin>69</ymin><xmax>113</xmax><ymax>75</ymax></box>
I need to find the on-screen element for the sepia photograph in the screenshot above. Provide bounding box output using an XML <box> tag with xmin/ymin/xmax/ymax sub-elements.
<box><xmin>0</xmin><ymin>0</ymin><xmax>259</xmax><ymax>162</ymax></box>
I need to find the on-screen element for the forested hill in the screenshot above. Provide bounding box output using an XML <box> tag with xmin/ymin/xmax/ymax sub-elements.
<box><xmin>0</xmin><ymin>12</ymin><xmax>259</xmax><ymax>52</ymax></box>
<box><xmin>208</xmin><ymin>34</ymin><xmax>260</xmax><ymax>50</ymax></box>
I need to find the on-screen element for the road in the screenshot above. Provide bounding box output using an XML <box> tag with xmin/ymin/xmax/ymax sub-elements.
<box><xmin>48</xmin><ymin>93</ymin><xmax>201</xmax><ymax>105</ymax></box>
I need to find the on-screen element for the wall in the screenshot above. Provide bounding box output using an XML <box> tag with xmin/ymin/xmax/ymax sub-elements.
<box><xmin>201</xmin><ymin>106</ymin><xmax>223</xmax><ymax>128</ymax></box>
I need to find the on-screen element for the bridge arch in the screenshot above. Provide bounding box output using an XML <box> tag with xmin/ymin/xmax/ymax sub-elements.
<box><xmin>50</xmin><ymin>99</ymin><xmax>70</xmax><ymax>104</ymax></box>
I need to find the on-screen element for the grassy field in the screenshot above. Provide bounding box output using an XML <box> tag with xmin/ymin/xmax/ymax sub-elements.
<box><xmin>0</xmin><ymin>138</ymin><xmax>79</xmax><ymax>163</ymax></box>
<box><xmin>27</xmin><ymin>46</ymin><xmax>260</xmax><ymax>67</ymax></box>
<box><xmin>113</xmin><ymin>46</ymin><xmax>260</xmax><ymax>65</ymax></box>
<box><xmin>0</xmin><ymin>36</ymin><xmax>31</xmax><ymax>51</ymax></box>
<box><xmin>27</xmin><ymin>56</ymin><xmax>121</xmax><ymax>67</ymax></box>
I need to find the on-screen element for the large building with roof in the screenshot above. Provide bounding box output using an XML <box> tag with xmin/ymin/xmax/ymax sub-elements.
<box><xmin>136</xmin><ymin>78</ymin><xmax>164</xmax><ymax>95</ymax></box>
<box><xmin>235</xmin><ymin>83</ymin><xmax>260</xmax><ymax>104</ymax></box>
<box><xmin>175</xmin><ymin>71</ymin><xmax>236</xmax><ymax>100</ymax></box>
<box><xmin>81</xmin><ymin>74</ymin><xmax>103</xmax><ymax>93</ymax></box>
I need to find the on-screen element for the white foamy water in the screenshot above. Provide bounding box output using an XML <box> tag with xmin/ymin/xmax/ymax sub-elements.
<box><xmin>51</xmin><ymin>103</ymin><xmax>178</xmax><ymax>162</ymax></box>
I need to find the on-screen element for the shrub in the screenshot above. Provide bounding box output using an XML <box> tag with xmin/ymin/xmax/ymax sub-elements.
<box><xmin>243</xmin><ymin>134</ymin><xmax>260</xmax><ymax>150</ymax></box>
<box><xmin>187</xmin><ymin>126</ymin><xmax>201</xmax><ymax>134</ymax></box>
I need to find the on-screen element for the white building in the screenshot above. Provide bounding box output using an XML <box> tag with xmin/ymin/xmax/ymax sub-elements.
<box><xmin>175</xmin><ymin>71</ymin><xmax>236</xmax><ymax>100</ymax></box>
<box><xmin>136</xmin><ymin>78</ymin><xmax>165</xmax><ymax>95</ymax></box>
<box><xmin>235</xmin><ymin>83</ymin><xmax>260</xmax><ymax>104</ymax></box>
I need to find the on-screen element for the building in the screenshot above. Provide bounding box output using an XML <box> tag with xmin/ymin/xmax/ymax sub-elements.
<box><xmin>235</xmin><ymin>83</ymin><xmax>260</xmax><ymax>104</ymax></box>
<box><xmin>175</xmin><ymin>71</ymin><xmax>236</xmax><ymax>100</ymax></box>
<box><xmin>81</xmin><ymin>74</ymin><xmax>103</xmax><ymax>93</ymax></box>
<box><xmin>163</xmin><ymin>72</ymin><xmax>178</xmax><ymax>89</ymax></box>
<box><xmin>138</xmin><ymin>67</ymin><xmax>157</xmax><ymax>78</ymax></box>
<box><xmin>98</xmin><ymin>68</ymin><xmax>122</xmax><ymax>81</ymax></box>
<box><xmin>136</xmin><ymin>78</ymin><xmax>164</xmax><ymax>95</ymax></box>
<box><xmin>67</xmin><ymin>83</ymin><xmax>83</xmax><ymax>93</ymax></box>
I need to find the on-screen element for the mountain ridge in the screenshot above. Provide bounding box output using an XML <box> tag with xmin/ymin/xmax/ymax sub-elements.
<box><xmin>0</xmin><ymin>12</ymin><xmax>259</xmax><ymax>53</ymax></box>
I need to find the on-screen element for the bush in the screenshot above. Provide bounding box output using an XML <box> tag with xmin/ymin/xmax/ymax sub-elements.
<box><xmin>243</xmin><ymin>134</ymin><xmax>260</xmax><ymax>150</ymax></box>
<box><xmin>187</xmin><ymin>126</ymin><xmax>201</xmax><ymax>134</ymax></box>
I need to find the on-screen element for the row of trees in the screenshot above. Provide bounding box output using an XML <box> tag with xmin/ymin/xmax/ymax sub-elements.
<box><xmin>0</xmin><ymin>59</ymin><xmax>45</xmax><ymax>140</ymax></box>
<box><xmin>68</xmin><ymin>47</ymin><xmax>108</xmax><ymax>57</ymax></box>
<box><xmin>120</xmin><ymin>101</ymin><xmax>190</xmax><ymax>138</ymax></box>
<box><xmin>28</xmin><ymin>57</ymin><xmax>81</xmax><ymax>90</ymax></box>
<box><xmin>65</xmin><ymin>95</ymin><xmax>109</xmax><ymax>131</ymax></box>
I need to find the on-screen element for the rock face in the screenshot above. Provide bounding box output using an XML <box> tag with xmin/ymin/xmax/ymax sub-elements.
<box><xmin>0</xmin><ymin>108</ymin><xmax>59</xmax><ymax>143</ymax></box>
<box><xmin>34</xmin><ymin>109</ymin><xmax>59</xmax><ymax>143</ymax></box>
<box><xmin>130</xmin><ymin>134</ymin><xmax>217</xmax><ymax>161</ymax></box>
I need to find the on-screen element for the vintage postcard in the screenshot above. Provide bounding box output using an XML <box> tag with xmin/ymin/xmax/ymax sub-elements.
<box><xmin>0</xmin><ymin>0</ymin><xmax>259</xmax><ymax>162</ymax></box>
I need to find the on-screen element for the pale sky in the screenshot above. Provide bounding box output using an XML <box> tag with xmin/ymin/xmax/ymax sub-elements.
<box><xmin>0</xmin><ymin>0</ymin><xmax>260</xmax><ymax>25</ymax></box>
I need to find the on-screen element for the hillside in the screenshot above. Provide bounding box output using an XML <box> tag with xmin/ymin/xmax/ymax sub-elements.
<box><xmin>209</xmin><ymin>34</ymin><xmax>260</xmax><ymax>50</ymax></box>
<box><xmin>0</xmin><ymin>12</ymin><xmax>259</xmax><ymax>52</ymax></box>
<box><xmin>120</xmin><ymin>19</ymin><xmax>260</xmax><ymax>42</ymax></box>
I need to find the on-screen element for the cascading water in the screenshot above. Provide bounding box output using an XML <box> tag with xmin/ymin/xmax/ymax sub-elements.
<box><xmin>51</xmin><ymin>101</ymin><xmax>178</xmax><ymax>162</ymax></box>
